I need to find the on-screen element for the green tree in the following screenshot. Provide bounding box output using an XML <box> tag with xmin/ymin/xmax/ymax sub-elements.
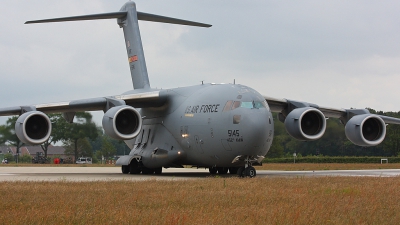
<box><xmin>382</xmin><ymin>111</ymin><xmax>400</xmax><ymax>156</ymax></box>
<box><xmin>52</xmin><ymin>112</ymin><xmax>98</xmax><ymax>161</ymax></box>
<box><xmin>39</xmin><ymin>113</ymin><xmax>66</xmax><ymax>158</ymax></box>
<box><xmin>0</xmin><ymin>116</ymin><xmax>24</xmax><ymax>162</ymax></box>
<box><xmin>20</xmin><ymin>154</ymin><xmax>32</xmax><ymax>163</ymax></box>
<box><xmin>266</xmin><ymin>135</ymin><xmax>284</xmax><ymax>158</ymax></box>
<box><xmin>98</xmin><ymin>136</ymin><xmax>117</xmax><ymax>159</ymax></box>
<box><xmin>90</xmin><ymin>131</ymin><xmax>130</xmax><ymax>156</ymax></box>
<box><xmin>109</xmin><ymin>139</ymin><xmax>130</xmax><ymax>155</ymax></box>
<box><xmin>64</xmin><ymin>138</ymin><xmax>93</xmax><ymax>158</ymax></box>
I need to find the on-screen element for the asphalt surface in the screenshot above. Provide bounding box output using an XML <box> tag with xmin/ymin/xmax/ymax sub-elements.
<box><xmin>0</xmin><ymin>167</ymin><xmax>400</xmax><ymax>181</ymax></box>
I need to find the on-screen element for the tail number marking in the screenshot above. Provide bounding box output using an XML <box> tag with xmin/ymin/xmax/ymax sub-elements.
<box><xmin>228</xmin><ymin>130</ymin><xmax>240</xmax><ymax>137</ymax></box>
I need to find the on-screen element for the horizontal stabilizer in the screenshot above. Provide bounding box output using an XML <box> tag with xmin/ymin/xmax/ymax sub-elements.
<box><xmin>25</xmin><ymin>11</ymin><xmax>211</xmax><ymax>27</ymax></box>
<box><xmin>137</xmin><ymin>12</ymin><xmax>211</xmax><ymax>27</ymax></box>
<box><xmin>25</xmin><ymin>12</ymin><xmax>127</xmax><ymax>24</ymax></box>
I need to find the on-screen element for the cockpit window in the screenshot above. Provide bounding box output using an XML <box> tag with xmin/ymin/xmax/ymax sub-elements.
<box><xmin>240</xmin><ymin>102</ymin><xmax>254</xmax><ymax>109</ymax></box>
<box><xmin>223</xmin><ymin>100</ymin><xmax>268</xmax><ymax>111</ymax></box>
<box><xmin>223</xmin><ymin>100</ymin><xmax>233</xmax><ymax>112</ymax></box>
<box><xmin>241</xmin><ymin>101</ymin><xmax>266</xmax><ymax>109</ymax></box>
<box><xmin>254</xmin><ymin>101</ymin><xmax>268</xmax><ymax>109</ymax></box>
<box><xmin>232</xmin><ymin>101</ymin><xmax>241</xmax><ymax>110</ymax></box>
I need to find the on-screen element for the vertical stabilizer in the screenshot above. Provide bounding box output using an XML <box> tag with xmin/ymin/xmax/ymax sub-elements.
<box><xmin>118</xmin><ymin>2</ymin><xmax>150</xmax><ymax>90</ymax></box>
<box><xmin>25</xmin><ymin>1</ymin><xmax>211</xmax><ymax>90</ymax></box>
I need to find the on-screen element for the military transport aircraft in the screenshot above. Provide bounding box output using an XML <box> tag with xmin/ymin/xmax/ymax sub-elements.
<box><xmin>1</xmin><ymin>1</ymin><xmax>400</xmax><ymax>177</ymax></box>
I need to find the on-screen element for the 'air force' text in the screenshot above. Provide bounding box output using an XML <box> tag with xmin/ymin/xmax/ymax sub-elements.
<box><xmin>184</xmin><ymin>104</ymin><xmax>220</xmax><ymax>114</ymax></box>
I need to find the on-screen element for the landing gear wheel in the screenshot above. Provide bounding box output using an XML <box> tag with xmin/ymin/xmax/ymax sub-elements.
<box><xmin>237</xmin><ymin>167</ymin><xmax>245</xmax><ymax>177</ymax></box>
<box><xmin>245</xmin><ymin>166</ymin><xmax>256</xmax><ymax>178</ymax></box>
<box><xmin>229</xmin><ymin>167</ymin><xmax>239</xmax><ymax>174</ymax></box>
<box><xmin>122</xmin><ymin>165</ymin><xmax>129</xmax><ymax>174</ymax></box>
<box><xmin>142</xmin><ymin>167</ymin><xmax>155</xmax><ymax>174</ymax></box>
<box><xmin>217</xmin><ymin>167</ymin><xmax>228</xmax><ymax>174</ymax></box>
<box><xmin>129</xmin><ymin>161</ymin><xmax>141</xmax><ymax>174</ymax></box>
<box><xmin>154</xmin><ymin>167</ymin><xmax>162</xmax><ymax>174</ymax></box>
<box><xmin>130</xmin><ymin>166</ymin><xmax>141</xmax><ymax>174</ymax></box>
<box><xmin>209</xmin><ymin>167</ymin><xmax>217</xmax><ymax>174</ymax></box>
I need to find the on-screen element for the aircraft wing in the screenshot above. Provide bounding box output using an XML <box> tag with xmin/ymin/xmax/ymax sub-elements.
<box><xmin>0</xmin><ymin>91</ymin><xmax>163</xmax><ymax>117</ymax></box>
<box><xmin>264</xmin><ymin>95</ymin><xmax>400</xmax><ymax>125</ymax></box>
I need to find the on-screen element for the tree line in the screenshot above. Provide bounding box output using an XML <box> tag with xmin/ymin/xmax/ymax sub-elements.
<box><xmin>0</xmin><ymin>112</ymin><xmax>129</xmax><ymax>162</ymax></box>
<box><xmin>267</xmin><ymin>109</ymin><xmax>400</xmax><ymax>158</ymax></box>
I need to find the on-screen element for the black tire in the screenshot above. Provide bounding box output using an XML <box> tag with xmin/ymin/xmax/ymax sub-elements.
<box><xmin>142</xmin><ymin>167</ymin><xmax>155</xmax><ymax>174</ymax></box>
<box><xmin>217</xmin><ymin>167</ymin><xmax>228</xmax><ymax>174</ymax></box>
<box><xmin>209</xmin><ymin>167</ymin><xmax>217</xmax><ymax>174</ymax></box>
<box><xmin>229</xmin><ymin>167</ymin><xmax>239</xmax><ymax>174</ymax></box>
<box><xmin>129</xmin><ymin>161</ymin><xmax>141</xmax><ymax>174</ymax></box>
<box><xmin>130</xmin><ymin>166</ymin><xmax>141</xmax><ymax>174</ymax></box>
<box><xmin>122</xmin><ymin>165</ymin><xmax>130</xmax><ymax>174</ymax></box>
<box><xmin>245</xmin><ymin>166</ymin><xmax>256</xmax><ymax>178</ymax></box>
<box><xmin>237</xmin><ymin>167</ymin><xmax>245</xmax><ymax>177</ymax></box>
<box><xmin>154</xmin><ymin>167</ymin><xmax>162</xmax><ymax>174</ymax></box>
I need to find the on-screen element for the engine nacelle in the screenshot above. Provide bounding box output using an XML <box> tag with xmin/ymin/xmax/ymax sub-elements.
<box><xmin>102</xmin><ymin>105</ymin><xmax>142</xmax><ymax>140</ymax></box>
<box><xmin>284</xmin><ymin>107</ymin><xmax>326</xmax><ymax>141</ymax></box>
<box><xmin>15</xmin><ymin>111</ymin><xmax>52</xmax><ymax>145</ymax></box>
<box><xmin>345</xmin><ymin>114</ymin><xmax>386</xmax><ymax>146</ymax></box>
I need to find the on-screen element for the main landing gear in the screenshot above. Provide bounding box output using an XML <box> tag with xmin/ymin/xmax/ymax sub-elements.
<box><xmin>122</xmin><ymin>160</ymin><xmax>162</xmax><ymax>175</ymax></box>
<box><xmin>208</xmin><ymin>165</ymin><xmax>256</xmax><ymax>178</ymax></box>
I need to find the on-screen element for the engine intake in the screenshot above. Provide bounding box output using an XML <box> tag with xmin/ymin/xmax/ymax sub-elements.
<box><xmin>15</xmin><ymin>111</ymin><xmax>52</xmax><ymax>145</ymax></box>
<box><xmin>284</xmin><ymin>107</ymin><xmax>326</xmax><ymax>141</ymax></box>
<box><xmin>102</xmin><ymin>105</ymin><xmax>142</xmax><ymax>140</ymax></box>
<box><xmin>345</xmin><ymin>114</ymin><xmax>386</xmax><ymax>146</ymax></box>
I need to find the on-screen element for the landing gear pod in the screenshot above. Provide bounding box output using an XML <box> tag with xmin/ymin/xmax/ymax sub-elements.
<box><xmin>284</xmin><ymin>107</ymin><xmax>326</xmax><ymax>141</ymax></box>
<box><xmin>345</xmin><ymin>114</ymin><xmax>386</xmax><ymax>146</ymax></box>
<box><xmin>15</xmin><ymin>111</ymin><xmax>51</xmax><ymax>145</ymax></box>
<box><xmin>102</xmin><ymin>105</ymin><xmax>142</xmax><ymax>140</ymax></box>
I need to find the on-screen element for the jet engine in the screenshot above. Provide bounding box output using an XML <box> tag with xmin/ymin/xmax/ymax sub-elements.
<box><xmin>15</xmin><ymin>111</ymin><xmax>52</xmax><ymax>145</ymax></box>
<box><xmin>284</xmin><ymin>107</ymin><xmax>326</xmax><ymax>141</ymax></box>
<box><xmin>345</xmin><ymin>114</ymin><xmax>386</xmax><ymax>146</ymax></box>
<box><xmin>102</xmin><ymin>105</ymin><xmax>142</xmax><ymax>140</ymax></box>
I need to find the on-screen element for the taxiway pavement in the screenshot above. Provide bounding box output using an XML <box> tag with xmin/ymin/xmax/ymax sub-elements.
<box><xmin>0</xmin><ymin>167</ymin><xmax>399</xmax><ymax>182</ymax></box>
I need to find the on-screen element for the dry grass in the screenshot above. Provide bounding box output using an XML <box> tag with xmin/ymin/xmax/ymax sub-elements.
<box><xmin>1</xmin><ymin>177</ymin><xmax>400</xmax><ymax>224</ymax></box>
<box><xmin>259</xmin><ymin>163</ymin><xmax>400</xmax><ymax>171</ymax></box>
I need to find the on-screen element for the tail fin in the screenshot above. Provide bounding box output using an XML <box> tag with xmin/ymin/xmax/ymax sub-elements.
<box><xmin>25</xmin><ymin>1</ymin><xmax>211</xmax><ymax>90</ymax></box>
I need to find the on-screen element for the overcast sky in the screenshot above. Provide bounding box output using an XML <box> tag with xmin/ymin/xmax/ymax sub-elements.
<box><xmin>1</xmin><ymin>0</ymin><xmax>399</xmax><ymax>125</ymax></box>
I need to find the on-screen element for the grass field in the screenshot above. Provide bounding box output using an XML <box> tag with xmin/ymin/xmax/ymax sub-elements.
<box><xmin>259</xmin><ymin>162</ymin><xmax>400</xmax><ymax>171</ymax></box>
<box><xmin>1</xmin><ymin>176</ymin><xmax>400</xmax><ymax>224</ymax></box>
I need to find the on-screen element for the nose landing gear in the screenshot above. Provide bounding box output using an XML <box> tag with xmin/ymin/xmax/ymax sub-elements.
<box><xmin>237</xmin><ymin>156</ymin><xmax>256</xmax><ymax>178</ymax></box>
<box><xmin>237</xmin><ymin>166</ymin><xmax>256</xmax><ymax>178</ymax></box>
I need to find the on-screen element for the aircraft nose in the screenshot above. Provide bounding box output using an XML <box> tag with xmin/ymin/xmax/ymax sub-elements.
<box><xmin>241</xmin><ymin>110</ymin><xmax>270</xmax><ymax>153</ymax></box>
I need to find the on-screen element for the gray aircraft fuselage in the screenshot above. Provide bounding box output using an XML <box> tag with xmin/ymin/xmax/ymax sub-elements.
<box><xmin>123</xmin><ymin>83</ymin><xmax>274</xmax><ymax>168</ymax></box>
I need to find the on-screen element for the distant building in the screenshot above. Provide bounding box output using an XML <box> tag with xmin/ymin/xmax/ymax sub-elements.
<box><xmin>0</xmin><ymin>145</ymin><xmax>68</xmax><ymax>158</ymax></box>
